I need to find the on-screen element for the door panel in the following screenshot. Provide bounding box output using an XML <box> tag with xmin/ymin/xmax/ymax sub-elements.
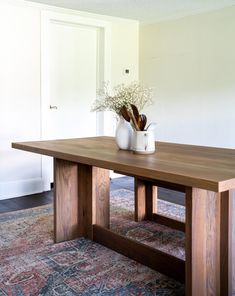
<box><xmin>42</xmin><ymin>20</ymin><xmax>98</xmax><ymax>188</ymax></box>
<box><xmin>49</xmin><ymin>22</ymin><xmax>97</xmax><ymax>139</ymax></box>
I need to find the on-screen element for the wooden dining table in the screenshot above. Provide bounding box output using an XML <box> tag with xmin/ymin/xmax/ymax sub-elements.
<box><xmin>12</xmin><ymin>136</ymin><xmax>235</xmax><ymax>296</ymax></box>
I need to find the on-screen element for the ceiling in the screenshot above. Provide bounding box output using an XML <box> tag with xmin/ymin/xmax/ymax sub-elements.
<box><xmin>28</xmin><ymin>0</ymin><xmax>235</xmax><ymax>23</ymax></box>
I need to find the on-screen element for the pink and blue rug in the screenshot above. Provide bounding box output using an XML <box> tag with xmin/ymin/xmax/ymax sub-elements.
<box><xmin>0</xmin><ymin>189</ymin><xmax>185</xmax><ymax>295</ymax></box>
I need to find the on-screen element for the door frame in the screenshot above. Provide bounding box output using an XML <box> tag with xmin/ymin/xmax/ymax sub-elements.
<box><xmin>41</xmin><ymin>11</ymin><xmax>112</xmax><ymax>190</ymax></box>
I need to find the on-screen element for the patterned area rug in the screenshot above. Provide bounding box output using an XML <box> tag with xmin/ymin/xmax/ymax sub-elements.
<box><xmin>0</xmin><ymin>189</ymin><xmax>185</xmax><ymax>295</ymax></box>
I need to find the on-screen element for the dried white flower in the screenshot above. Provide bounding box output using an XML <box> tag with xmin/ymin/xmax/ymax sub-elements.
<box><xmin>91</xmin><ymin>82</ymin><xmax>153</xmax><ymax>115</ymax></box>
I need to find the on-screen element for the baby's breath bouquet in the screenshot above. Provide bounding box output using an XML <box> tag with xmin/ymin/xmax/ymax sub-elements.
<box><xmin>91</xmin><ymin>82</ymin><xmax>153</xmax><ymax>115</ymax></box>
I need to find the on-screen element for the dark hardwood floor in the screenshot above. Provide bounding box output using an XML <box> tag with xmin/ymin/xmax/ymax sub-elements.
<box><xmin>0</xmin><ymin>177</ymin><xmax>185</xmax><ymax>214</ymax></box>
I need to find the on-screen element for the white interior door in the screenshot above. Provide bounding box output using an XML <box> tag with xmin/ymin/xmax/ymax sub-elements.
<box><xmin>48</xmin><ymin>22</ymin><xmax>97</xmax><ymax>139</ymax></box>
<box><xmin>41</xmin><ymin>12</ymin><xmax>112</xmax><ymax>190</ymax></box>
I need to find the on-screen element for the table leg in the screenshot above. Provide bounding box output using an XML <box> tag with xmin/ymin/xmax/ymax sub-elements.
<box><xmin>78</xmin><ymin>165</ymin><xmax>110</xmax><ymax>239</ymax></box>
<box><xmin>54</xmin><ymin>159</ymin><xmax>79</xmax><ymax>243</ymax></box>
<box><xmin>220</xmin><ymin>189</ymin><xmax>235</xmax><ymax>295</ymax></box>
<box><xmin>134</xmin><ymin>178</ymin><xmax>157</xmax><ymax>221</ymax></box>
<box><xmin>54</xmin><ymin>158</ymin><xmax>109</xmax><ymax>243</ymax></box>
<box><xmin>185</xmin><ymin>187</ymin><xmax>221</xmax><ymax>296</ymax></box>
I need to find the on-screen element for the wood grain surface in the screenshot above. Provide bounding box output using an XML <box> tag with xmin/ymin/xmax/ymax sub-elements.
<box><xmin>54</xmin><ymin>159</ymin><xmax>109</xmax><ymax>242</ymax></box>
<box><xmin>145</xmin><ymin>181</ymin><xmax>157</xmax><ymax>219</ymax></box>
<box><xmin>134</xmin><ymin>178</ymin><xmax>146</xmax><ymax>221</ymax></box>
<box><xmin>77</xmin><ymin>164</ymin><xmax>110</xmax><ymax>240</ymax></box>
<box><xmin>220</xmin><ymin>189</ymin><xmax>235</xmax><ymax>296</ymax></box>
<box><xmin>134</xmin><ymin>178</ymin><xmax>157</xmax><ymax>221</ymax></box>
<box><xmin>152</xmin><ymin>213</ymin><xmax>185</xmax><ymax>232</ymax></box>
<box><xmin>185</xmin><ymin>187</ymin><xmax>221</xmax><ymax>296</ymax></box>
<box><xmin>12</xmin><ymin>137</ymin><xmax>235</xmax><ymax>192</ymax></box>
<box><xmin>54</xmin><ymin>159</ymin><xmax>79</xmax><ymax>243</ymax></box>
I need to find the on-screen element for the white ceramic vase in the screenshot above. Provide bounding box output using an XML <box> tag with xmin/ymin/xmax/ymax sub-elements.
<box><xmin>132</xmin><ymin>130</ymin><xmax>155</xmax><ymax>154</ymax></box>
<box><xmin>115</xmin><ymin>117</ymin><xmax>132</xmax><ymax>150</ymax></box>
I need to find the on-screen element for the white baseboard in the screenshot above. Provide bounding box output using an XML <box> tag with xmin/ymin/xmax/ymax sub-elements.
<box><xmin>0</xmin><ymin>178</ymin><xmax>45</xmax><ymax>200</ymax></box>
<box><xmin>0</xmin><ymin>173</ymin><xmax>124</xmax><ymax>200</ymax></box>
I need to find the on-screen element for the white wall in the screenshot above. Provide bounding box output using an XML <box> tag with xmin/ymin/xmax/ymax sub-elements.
<box><xmin>0</xmin><ymin>0</ymin><xmax>139</xmax><ymax>199</ymax></box>
<box><xmin>0</xmin><ymin>3</ymin><xmax>43</xmax><ymax>199</ymax></box>
<box><xmin>111</xmin><ymin>21</ymin><xmax>139</xmax><ymax>85</ymax></box>
<box><xmin>140</xmin><ymin>6</ymin><xmax>235</xmax><ymax>148</ymax></box>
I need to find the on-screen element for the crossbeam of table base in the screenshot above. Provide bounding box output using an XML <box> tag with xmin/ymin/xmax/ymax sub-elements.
<box><xmin>152</xmin><ymin>213</ymin><xmax>185</xmax><ymax>232</ymax></box>
<box><xmin>93</xmin><ymin>224</ymin><xmax>185</xmax><ymax>283</ymax></box>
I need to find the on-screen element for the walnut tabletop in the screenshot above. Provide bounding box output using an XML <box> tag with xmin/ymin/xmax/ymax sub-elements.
<box><xmin>12</xmin><ymin>136</ymin><xmax>235</xmax><ymax>192</ymax></box>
